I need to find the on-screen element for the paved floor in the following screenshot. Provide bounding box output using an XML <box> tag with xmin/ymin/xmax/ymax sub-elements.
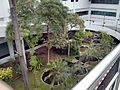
<box><xmin>0</xmin><ymin>80</ymin><xmax>13</xmax><ymax>90</ymax></box>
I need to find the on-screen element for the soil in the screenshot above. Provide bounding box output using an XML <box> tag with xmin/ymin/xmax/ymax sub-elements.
<box><xmin>26</xmin><ymin>46</ymin><xmax>67</xmax><ymax>65</ymax></box>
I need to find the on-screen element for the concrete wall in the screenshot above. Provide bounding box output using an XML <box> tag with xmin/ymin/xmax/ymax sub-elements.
<box><xmin>62</xmin><ymin>0</ymin><xmax>91</xmax><ymax>12</ymax></box>
<box><xmin>0</xmin><ymin>0</ymin><xmax>10</xmax><ymax>26</ymax></box>
<box><xmin>0</xmin><ymin>37</ymin><xmax>6</xmax><ymax>44</ymax></box>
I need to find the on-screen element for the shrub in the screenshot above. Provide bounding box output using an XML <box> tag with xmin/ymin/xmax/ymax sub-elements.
<box><xmin>70</xmin><ymin>41</ymin><xmax>80</xmax><ymax>56</ymax></box>
<box><xmin>30</xmin><ymin>56</ymin><xmax>43</xmax><ymax>71</ymax></box>
<box><xmin>0</xmin><ymin>67</ymin><xmax>13</xmax><ymax>81</ymax></box>
<box><xmin>14</xmin><ymin>64</ymin><xmax>21</xmax><ymax>75</ymax></box>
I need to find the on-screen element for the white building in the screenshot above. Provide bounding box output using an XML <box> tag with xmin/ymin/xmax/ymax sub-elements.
<box><xmin>0</xmin><ymin>0</ymin><xmax>120</xmax><ymax>64</ymax></box>
<box><xmin>62</xmin><ymin>0</ymin><xmax>120</xmax><ymax>30</ymax></box>
<box><xmin>0</xmin><ymin>0</ymin><xmax>14</xmax><ymax>64</ymax></box>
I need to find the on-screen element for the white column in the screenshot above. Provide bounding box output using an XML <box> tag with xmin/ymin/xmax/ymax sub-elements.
<box><xmin>7</xmin><ymin>41</ymin><xmax>14</xmax><ymax>58</ymax></box>
<box><xmin>73</xmin><ymin>0</ymin><xmax>75</xmax><ymax>13</ymax></box>
<box><xmin>21</xmin><ymin>39</ymin><xmax>27</xmax><ymax>65</ymax></box>
<box><xmin>88</xmin><ymin>1</ymin><xmax>92</xmax><ymax>25</ymax></box>
<box><xmin>115</xmin><ymin>1</ymin><xmax>120</xmax><ymax>28</ymax></box>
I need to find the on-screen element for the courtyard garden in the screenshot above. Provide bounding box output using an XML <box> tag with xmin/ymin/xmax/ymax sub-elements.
<box><xmin>1</xmin><ymin>0</ymin><xmax>119</xmax><ymax>90</ymax></box>
<box><xmin>1</xmin><ymin>29</ymin><xmax>118</xmax><ymax>90</ymax></box>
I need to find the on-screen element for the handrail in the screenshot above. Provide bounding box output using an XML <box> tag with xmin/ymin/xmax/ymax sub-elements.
<box><xmin>72</xmin><ymin>43</ymin><xmax>120</xmax><ymax>90</ymax></box>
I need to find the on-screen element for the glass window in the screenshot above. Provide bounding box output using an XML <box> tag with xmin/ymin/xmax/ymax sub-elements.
<box><xmin>71</xmin><ymin>0</ymin><xmax>74</xmax><ymax>2</ymax></box>
<box><xmin>77</xmin><ymin>11</ymin><xmax>88</xmax><ymax>16</ymax></box>
<box><xmin>0</xmin><ymin>42</ymin><xmax>9</xmax><ymax>59</ymax></box>
<box><xmin>91</xmin><ymin>11</ymin><xmax>116</xmax><ymax>17</ymax></box>
<box><xmin>91</xmin><ymin>0</ymin><xmax>119</xmax><ymax>4</ymax></box>
<box><xmin>0</xmin><ymin>18</ymin><xmax>4</xmax><ymax>21</ymax></box>
<box><xmin>76</xmin><ymin>0</ymin><xmax>78</xmax><ymax>2</ymax></box>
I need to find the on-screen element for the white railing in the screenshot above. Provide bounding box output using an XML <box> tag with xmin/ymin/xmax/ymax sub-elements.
<box><xmin>72</xmin><ymin>43</ymin><xmax>120</xmax><ymax>90</ymax></box>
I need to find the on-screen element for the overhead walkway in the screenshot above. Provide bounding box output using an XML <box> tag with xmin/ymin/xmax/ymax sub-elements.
<box><xmin>84</xmin><ymin>21</ymin><xmax>120</xmax><ymax>40</ymax></box>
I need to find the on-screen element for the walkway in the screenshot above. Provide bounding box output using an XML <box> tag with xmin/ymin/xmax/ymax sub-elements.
<box><xmin>0</xmin><ymin>80</ymin><xmax>13</xmax><ymax>90</ymax></box>
<box><xmin>84</xmin><ymin>21</ymin><xmax>120</xmax><ymax>40</ymax></box>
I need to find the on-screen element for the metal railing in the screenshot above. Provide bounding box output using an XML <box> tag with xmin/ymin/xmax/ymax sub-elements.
<box><xmin>72</xmin><ymin>43</ymin><xmax>120</xmax><ymax>90</ymax></box>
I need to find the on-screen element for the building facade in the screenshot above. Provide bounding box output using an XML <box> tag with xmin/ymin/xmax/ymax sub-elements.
<box><xmin>0</xmin><ymin>0</ymin><xmax>14</xmax><ymax>64</ymax></box>
<box><xmin>62</xmin><ymin>0</ymin><xmax>120</xmax><ymax>29</ymax></box>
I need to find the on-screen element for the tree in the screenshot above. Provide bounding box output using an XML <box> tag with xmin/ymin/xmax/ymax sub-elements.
<box><xmin>67</xmin><ymin>13</ymin><xmax>85</xmax><ymax>56</ymax></box>
<box><xmin>37</xmin><ymin>0</ymin><xmax>68</xmax><ymax>64</ymax></box>
<box><xmin>8</xmin><ymin>0</ymin><xmax>30</xmax><ymax>90</ymax></box>
<box><xmin>72</xmin><ymin>29</ymin><xmax>86</xmax><ymax>55</ymax></box>
<box><xmin>44</xmin><ymin>59</ymin><xmax>69</xmax><ymax>89</ymax></box>
<box><xmin>30</xmin><ymin>56</ymin><xmax>42</xmax><ymax>89</ymax></box>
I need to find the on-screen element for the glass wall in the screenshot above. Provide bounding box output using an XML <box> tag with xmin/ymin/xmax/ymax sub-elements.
<box><xmin>91</xmin><ymin>11</ymin><xmax>116</xmax><ymax>17</ymax></box>
<box><xmin>91</xmin><ymin>0</ymin><xmax>119</xmax><ymax>4</ymax></box>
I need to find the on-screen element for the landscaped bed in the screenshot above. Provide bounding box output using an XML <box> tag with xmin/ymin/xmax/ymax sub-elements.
<box><xmin>0</xmin><ymin>30</ymin><xmax>119</xmax><ymax>90</ymax></box>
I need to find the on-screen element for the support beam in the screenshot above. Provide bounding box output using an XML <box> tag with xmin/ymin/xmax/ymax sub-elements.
<box><xmin>21</xmin><ymin>39</ymin><xmax>27</xmax><ymax>65</ymax></box>
<box><xmin>7</xmin><ymin>41</ymin><xmax>14</xmax><ymax>58</ymax></box>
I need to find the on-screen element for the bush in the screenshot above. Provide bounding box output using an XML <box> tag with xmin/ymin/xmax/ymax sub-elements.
<box><xmin>14</xmin><ymin>64</ymin><xmax>21</xmax><ymax>75</ymax></box>
<box><xmin>30</xmin><ymin>56</ymin><xmax>43</xmax><ymax>71</ymax></box>
<box><xmin>70</xmin><ymin>41</ymin><xmax>80</xmax><ymax>56</ymax></box>
<box><xmin>0</xmin><ymin>67</ymin><xmax>13</xmax><ymax>81</ymax></box>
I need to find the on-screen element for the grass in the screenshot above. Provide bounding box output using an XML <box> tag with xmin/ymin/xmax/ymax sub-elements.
<box><xmin>11</xmin><ymin>70</ymin><xmax>50</xmax><ymax>90</ymax></box>
<box><xmin>10</xmin><ymin>61</ymin><xmax>98</xmax><ymax>90</ymax></box>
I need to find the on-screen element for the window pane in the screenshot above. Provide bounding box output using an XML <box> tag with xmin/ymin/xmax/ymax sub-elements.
<box><xmin>91</xmin><ymin>11</ymin><xmax>116</xmax><ymax>17</ymax></box>
<box><xmin>91</xmin><ymin>0</ymin><xmax>119</xmax><ymax>4</ymax></box>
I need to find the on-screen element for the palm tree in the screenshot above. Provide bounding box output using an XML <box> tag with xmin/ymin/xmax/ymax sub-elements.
<box><xmin>44</xmin><ymin>59</ymin><xmax>70</xmax><ymax>89</ymax></box>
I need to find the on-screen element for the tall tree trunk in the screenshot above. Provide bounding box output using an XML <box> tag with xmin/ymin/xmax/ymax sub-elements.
<box><xmin>47</xmin><ymin>25</ymin><xmax>50</xmax><ymax>64</ymax></box>
<box><xmin>68</xmin><ymin>32</ymin><xmax>70</xmax><ymax>56</ymax></box>
<box><xmin>9</xmin><ymin>0</ymin><xmax>30</xmax><ymax>90</ymax></box>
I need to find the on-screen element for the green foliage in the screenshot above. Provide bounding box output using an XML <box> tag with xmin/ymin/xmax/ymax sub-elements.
<box><xmin>30</xmin><ymin>56</ymin><xmax>38</xmax><ymax>67</ymax></box>
<box><xmin>100</xmin><ymin>31</ymin><xmax>114</xmax><ymax>45</ymax></box>
<box><xmin>85</xmin><ymin>31</ymin><xmax>93</xmax><ymax>38</ymax></box>
<box><xmin>0</xmin><ymin>67</ymin><xmax>13</xmax><ymax>81</ymax></box>
<box><xmin>5</xmin><ymin>22</ymin><xmax>14</xmax><ymax>43</ymax></box>
<box><xmin>70</xmin><ymin>63</ymin><xmax>86</xmax><ymax>76</ymax></box>
<box><xmin>64</xmin><ymin>56</ymin><xmax>75</xmax><ymax>62</ymax></box>
<box><xmin>51</xmin><ymin>30</ymin><xmax>68</xmax><ymax>49</ymax></box>
<box><xmin>72</xmin><ymin>29</ymin><xmax>86</xmax><ymax>44</ymax></box>
<box><xmin>67</xmin><ymin>13</ymin><xmax>85</xmax><ymax>30</ymax></box>
<box><xmin>20</xmin><ymin>29</ymin><xmax>30</xmax><ymax>38</ymax></box>
<box><xmin>71</xmin><ymin>29</ymin><xmax>86</xmax><ymax>55</ymax></box>
<box><xmin>85</xmin><ymin>31</ymin><xmax>114</xmax><ymax>59</ymax></box>
<box><xmin>14</xmin><ymin>64</ymin><xmax>21</xmax><ymax>75</ymax></box>
<box><xmin>37</xmin><ymin>0</ymin><xmax>68</xmax><ymax>25</ymax></box>
<box><xmin>70</xmin><ymin>41</ymin><xmax>80</xmax><ymax>55</ymax></box>
<box><xmin>29</xmin><ymin>49</ymin><xmax>35</xmax><ymax>56</ymax></box>
<box><xmin>37</xmin><ymin>0</ymin><xmax>68</xmax><ymax>49</ymax></box>
<box><xmin>30</xmin><ymin>56</ymin><xmax>43</xmax><ymax>71</ymax></box>
<box><xmin>44</xmin><ymin>59</ymin><xmax>69</xmax><ymax>88</ymax></box>
<box><xmin>36</xmin><ymin>59</ymin><xmax>43</xmax><ymax>70</ymax></box>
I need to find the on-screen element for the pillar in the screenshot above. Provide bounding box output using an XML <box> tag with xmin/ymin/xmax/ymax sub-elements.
<box><xmin>7</xmin><ymin>41</ymin><xmax>14</xmax><ymax>58</ymax></box>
